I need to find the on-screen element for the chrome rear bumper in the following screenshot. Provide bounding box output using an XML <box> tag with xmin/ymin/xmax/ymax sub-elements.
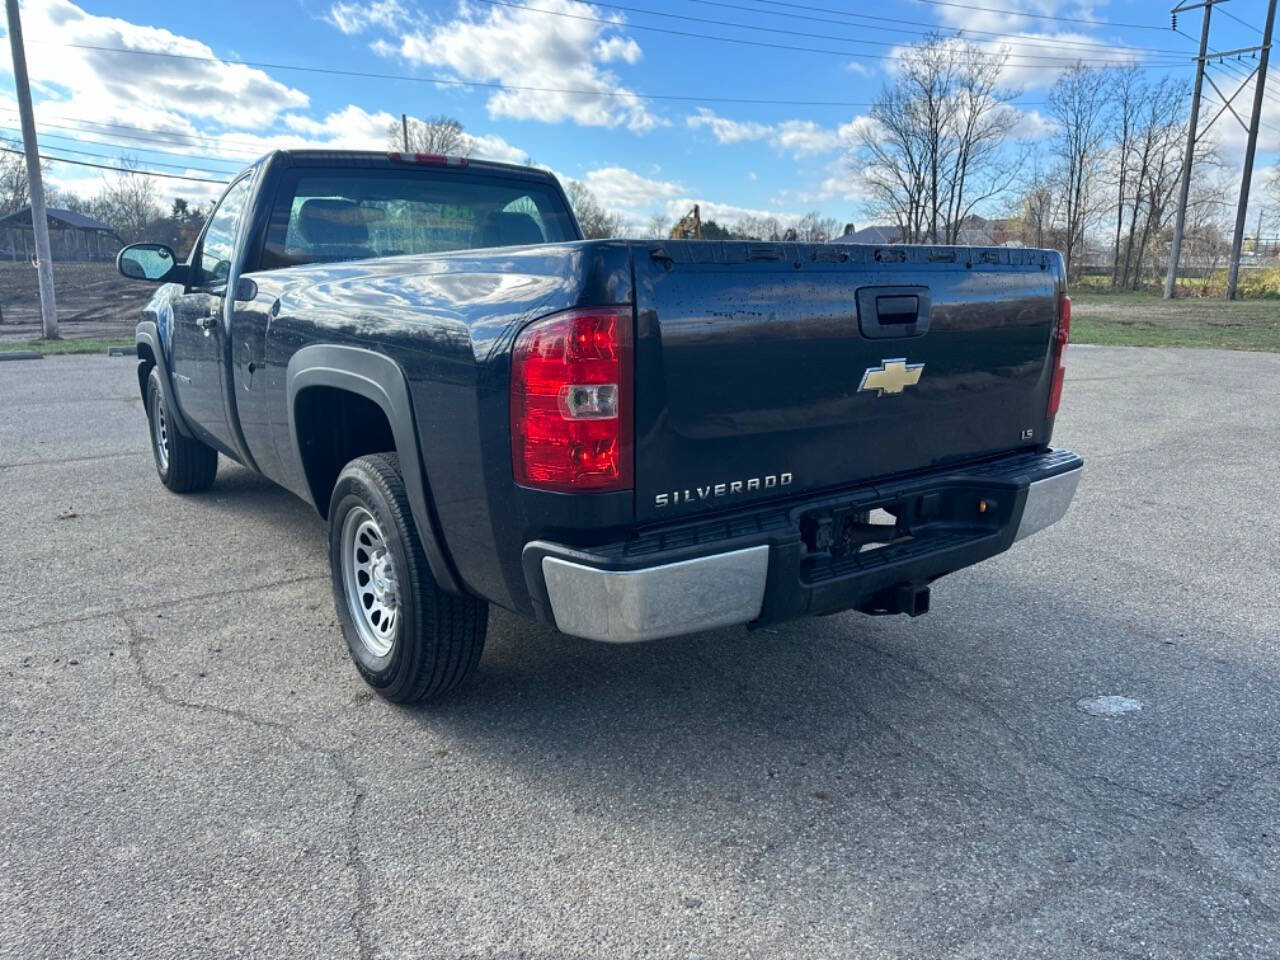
<box><xmin>540</xmin><ymin>545</ymin><xmax>770</xmax><ymax>643</ymax></box>
<box><xmin>1013</xmin><ymin>466</ymin><xmax>1082</xmax><ymax>541</ymax></box>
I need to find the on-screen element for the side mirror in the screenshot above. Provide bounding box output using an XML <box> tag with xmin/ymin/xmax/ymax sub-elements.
<box><xmin>117</xmin><ymin>243</ymin><xmax>188</xmax><ymax>284</ymax></box>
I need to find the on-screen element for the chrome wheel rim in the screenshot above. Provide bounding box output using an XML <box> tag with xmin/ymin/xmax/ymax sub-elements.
<box><xmin>340</xmin><ymin>507</ymin><xmax>399</xmax><ymax>658</ymax></box>
<box><xmin>151</xmin><ymin>388</ymin><xmax>169</xmax><ymax>472</ymax></box>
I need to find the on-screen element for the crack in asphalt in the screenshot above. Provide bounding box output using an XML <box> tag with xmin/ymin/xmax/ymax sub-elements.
<box><xmin>2</xmin><ymin>574</ymin><xmax>326</xmax><ymax>636</ymax></box>
<box><xmin>122</xmin><ymin>615</ymin><xmax>375</xmax><ymax>960</ymax></box>
<box><xmin>0</xmin><ymin>451</ymin><xmax>148</xmax><ymax>469</ymax></box>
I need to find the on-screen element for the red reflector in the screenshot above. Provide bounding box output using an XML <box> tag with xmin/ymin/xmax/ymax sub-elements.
<box><xmin>511</xmin><ymin>309</ymin><xmax>633</xmax><ymax>492</ymax></box>
<box><xmin>1047</xmin><ymin>294</ymin><xmax>1070</xmax><ymax>416</ymax></box>
<box><xmin>386</xmin><ymin>152</ymin><xmax>469</xmax><ymax>167</ymax></box>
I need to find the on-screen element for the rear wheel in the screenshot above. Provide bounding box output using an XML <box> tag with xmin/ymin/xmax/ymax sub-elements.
<box><xmin>145</xmin><ymin>366</ymin><xmax>217</xmax><ymax>493</ymax></box>
<box><xmin>328</xmin><ymin>453</ymin><xmax>487</xmax><ymax>703</ymax></box>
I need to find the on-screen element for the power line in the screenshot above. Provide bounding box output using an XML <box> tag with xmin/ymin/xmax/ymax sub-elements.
<box><xmin>0</xmin><ymin>145</ymin><xmax>229</xmax><ymax>184</ymax></box>
<box><xmin>0</xmin><ymin>109</ymin><xmax>267</xmax><ymax>160</ymax></box>
<box><xmin>472</xmin><ymin>0</ymin><xmax>1187</xmax><ymax>65</ymax></box>
<box><xmin>1208</xmin><ymin>60</ymin><xmax>1280</xmax><ymax>113</ymax></box>
<box><xmin>0</xmin><ymin>131</ymin><xmax>239</xmax><ymax>175</ymax></box>
<box><xmin>722</xmin><ymin>0</ymin><xmax>1185</xmax><ymax>51</ymax></box>
<box><xmin>1173</xmin><ymin>25</ymin><xmax>1280</xmax><ymax>109</ymax></box>
<box><xmin>900</xmin><ymin>0</ymin><xmax>1171</xmax><ymax>31</ymax></box>
<box><xmin>701</xmin><ymin>0</ymin><xmax>1187</xmax><ymax>55</ymax></box>
<box><xmin>22</xmin><ymin>39</ymin><xmax>979</xmax><ymax>109</ymax></box>
<box><xmin>574</xmin><ymin>0</ymin><xmax>1190</xmax><ymax>58</ymax></box>
<box><xmin>1218</xmin><ymin>6</ymin><xmax>1265</xmax><ymax>33</ymax></box>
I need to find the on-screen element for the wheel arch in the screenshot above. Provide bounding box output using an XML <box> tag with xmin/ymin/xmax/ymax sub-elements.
<box><xmin>286</xmin><ymin>344</ymin><xmax>464</xmax><ymax>595</ymax></box>
<box><xmin>136</xmin><ymin>321</ymin><xmax>195</xmax><ymax>438</ymax></box>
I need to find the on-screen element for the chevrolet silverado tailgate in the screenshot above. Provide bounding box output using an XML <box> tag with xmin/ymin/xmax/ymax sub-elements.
<box><xmin>632</xmin><ymin>241</ymin><xmax>1064</xmax><ymax>522</ymax></box>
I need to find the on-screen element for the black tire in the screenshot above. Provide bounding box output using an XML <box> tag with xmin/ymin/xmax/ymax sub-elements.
<box><xmin>328</xmin><ymin>453</ymin><xmax>488</xmax><ymax>703</ymax></box>
<box><xmin>145</xmin><ymin>366</ymin><xmax>217</xmax><ymax>493</ymax></box>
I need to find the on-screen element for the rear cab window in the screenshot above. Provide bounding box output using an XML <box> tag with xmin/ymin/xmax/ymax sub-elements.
<box><xmin>257</xmin><ymin>164</ymin><xmax>580</xmax><ymax>271</ymax></box>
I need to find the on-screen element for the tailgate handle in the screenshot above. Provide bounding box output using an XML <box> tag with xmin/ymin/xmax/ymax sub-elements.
<box><xmin>875</xmin><ymin>295</ymin><xmax>918</xmax><ymax>323</ymax></box>
<box><xmin>857</xmin><ymin>286</ymin><xmax>931</xmax><ymax>339</ymax></box>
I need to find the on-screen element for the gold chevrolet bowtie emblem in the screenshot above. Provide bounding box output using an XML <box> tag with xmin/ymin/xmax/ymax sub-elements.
<box><xmin>859</xmin><ymin>358</ymin><xmax>924</xmax><ymax>396</ymax></box>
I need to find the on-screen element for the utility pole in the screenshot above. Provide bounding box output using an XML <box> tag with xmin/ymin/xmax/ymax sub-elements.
<box><xmin>401</xmin><ymin>113</ymin><xmax>410</xmax><ymax>151</ymax></box>
<box><xmin>1165</xmin><ymin>0</ymin><xmax>1219</xmax><ymax>300</ymax></box>
<box><xmin>1226</xmin><ymin>0</ymin><xmax>1277</xmax><ymax>300</ymax></box>
<box><xmin>5</xmin><ymin>0</ymin><xmax>57</xmax><ymax>338</ymax></box>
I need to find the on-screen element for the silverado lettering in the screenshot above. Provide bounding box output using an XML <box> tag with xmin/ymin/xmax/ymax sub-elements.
<box><xmin>655</xmin><ymin>472</ymin><xmax>793</xmax><ymax>508</ymax></box>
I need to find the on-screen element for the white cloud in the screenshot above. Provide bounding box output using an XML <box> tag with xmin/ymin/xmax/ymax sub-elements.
<box><xmin>686</xmin><ymin>109</ymin><xmax>771</xmax><ymax>145</ymax></box>
<box><xmin>323</xmin><ymin>0</ymin><xmax>407</xmax><ymax>34</ymax></box>
<box><xmin>1011</xmin><ymin>108</ymin><xmax>1056</xmax><ymax>139</ymax></box>
<box><xmin>211</xmin><ymin>106</ymin><xmax>531</xmax><ymax>165</ymax></box>
<box><xmin>686</xmin><ymin>109</ymin><xmax>843</xmax><ymax>156</ymax></box>
<box><xmin>387</xmin><ymin>0</ymin><xmax>658</xmax><ymax>132</ymax></box>
<box><xmin>462</xmin><ymin>132</ymin><xmax>532</xmax><ymax>165</ymax></box>
<box><xmin>882</xmin><ymin>28</ymin><xmax>1145</xmax><ymax>92</ymax></box>
<box><xmin>279</xmin><ymin>104</ymin><xmax>393</xmax><ymax>143</ymax></box>
<box><xmin>595</xmin><ymin>36</ymin><xmax>642</xmax><ymax>64</ymax></box>
<box><xmin>845</xmin><ymin>61</ymin><xmax>874</xmax><ymax>78</ymax></box>
<box><xmin>9</xmin><ymin>0</ymin><xmax>309</xmax><ymax>131</ymax></box>
<box><xmin>582</xmin><ymin>166</ymin><xmax>683</xmax><ymax>212</ymax></box>
<box><xmin>774</xmin><ymin>120</ymin><xmax>839</xmax><ymax>155</ymax></box>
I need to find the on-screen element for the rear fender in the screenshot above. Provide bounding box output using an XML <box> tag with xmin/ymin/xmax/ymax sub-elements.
<box><xmin>285</xmin><ymin>344</ymin><xmax>464</xmax><ymax>595</ymax></box>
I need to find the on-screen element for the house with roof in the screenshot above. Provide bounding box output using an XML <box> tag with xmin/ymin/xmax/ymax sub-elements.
<box><xmin>830</xmin><ymin>224</ymin><xmax>902</xmax><ymax>245</ymax></box>
<box><xmin>0</xmin><ymin>206</ymin><xmax>124</xmax><ymax>262</ymax></box>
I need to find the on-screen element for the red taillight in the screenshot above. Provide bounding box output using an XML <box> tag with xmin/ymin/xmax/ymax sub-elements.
<box><xmin>510</xmin><ymin>308</ymin><xmax>633</xmax><ymax>492</ymax></box>
<box><xmin>386</xmin><ymin>152</ymin><xmax>469</xmax><ymax>167</ymax></box>
<box><xmin>1047</xmin><ymin>293</ymin><xmax>1070</xmax><ymax>417</ymax></box>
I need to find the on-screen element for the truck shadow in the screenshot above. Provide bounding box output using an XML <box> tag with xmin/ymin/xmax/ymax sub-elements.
<box><xmin>405</xmin><ymin>584</ymin><xmax>1280</xmax><ymax>864</ymax></box>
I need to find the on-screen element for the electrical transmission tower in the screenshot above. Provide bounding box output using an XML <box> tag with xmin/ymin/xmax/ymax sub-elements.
<box><xmin>1165</xmin><ymin>0</ymin><xmax>1278</xmax><ymax>300</ymax></box>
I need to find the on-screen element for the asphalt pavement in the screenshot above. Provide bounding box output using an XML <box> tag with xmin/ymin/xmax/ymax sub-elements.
<box><xmin>1</xmin><ymin>347</ymin><xmax>1277</xmax><ymax>959</ymax></box>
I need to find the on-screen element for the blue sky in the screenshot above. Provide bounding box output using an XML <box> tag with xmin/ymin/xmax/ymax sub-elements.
<box><xmin>2</xmin><ymin>0</ymin><xmax>1276</xmax><ymax>229</ymax></box>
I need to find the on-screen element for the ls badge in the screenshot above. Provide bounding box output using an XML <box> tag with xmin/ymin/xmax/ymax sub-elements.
<box><xmin>859</xmin><ymin>358</ymin><xmax>924</xmax><ymax>396</ymax></box>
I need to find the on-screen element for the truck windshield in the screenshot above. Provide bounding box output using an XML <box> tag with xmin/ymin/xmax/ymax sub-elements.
<box><xmin>258</xmin><ymin>167</ymin><xmax>579</xmax><ymax>269</ymax></box>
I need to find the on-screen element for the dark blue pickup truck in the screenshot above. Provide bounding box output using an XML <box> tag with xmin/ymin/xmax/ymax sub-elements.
<box><xmin>118</xmin><ymin>149</ymin><xmax>1081</xmax><ymax>703</ymax></box>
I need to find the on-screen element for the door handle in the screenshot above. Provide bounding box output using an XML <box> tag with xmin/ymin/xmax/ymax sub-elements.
<box><xmin>196</xmin><ymin>316</ymin><xmax>215</xmax><ymax>331</ymax></box>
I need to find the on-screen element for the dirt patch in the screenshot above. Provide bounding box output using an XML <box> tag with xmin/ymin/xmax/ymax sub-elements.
<box><xmin>0</xmin><ymin>261</ymin><xmax>151</xmax><ymax>341</ymax></box>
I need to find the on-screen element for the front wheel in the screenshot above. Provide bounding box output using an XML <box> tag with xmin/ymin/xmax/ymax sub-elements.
<box><xmin>145</xmin><ymin>366</ymin><xmax>217</xmax><ymax>493</ymax></box>
<box><xmin>328</xmin><ymin>453</ymin><xmax>488</xmax><ymax>703</ymax></box>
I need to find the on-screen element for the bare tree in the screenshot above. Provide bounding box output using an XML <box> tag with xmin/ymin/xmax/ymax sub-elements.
<box><xmin>856</xmin><ymin>82</ymin><xmax>929</xmax><ymax>241</ymax></box>
<box><xmin>1122</xmin><ymin>77</ymin><xmax>1194</xmax><ymax>289</ymax></box>
<box><xmin>1108</xmin><ymin>64</ymin><xmax>1143</xmax><ymax>288</ymax></box>
<box><xmin>564</xmin><ymin>180</ymin><xmax>625</xmax><ymax>239</ymax></box>
<box><xmin>645</xmin><ymin>214</ymin><xmax>672</xmax><ymax>238</ymax></box>
<box><xmin>0</xmin><ymin>152</ymin><xmax>54</xmax><ymax>215</ymax></box>
<box><xmin>1048</xmin><ymin>63</ymin><xmax>1112</xmax><ymax>279</ymax></box>
<box><xmin>853</xmin><ymin>36</ymin><xmax>1022</xmax><ymax>244</ymax></box>
<box><xmin>796</xmin><ymin>211</ymin><xmax>841</xmax><ymax>242</ymax></box>
<box><xmin>730</xmin><ymin>215</ymin><xmax>783</xmax><ymax>240</ymax></box>
<box><xmin>90</xmin><ymin>162</ymin><xmax>162</xmax><ymax>243</ymax></box>
<box><xmin>1009</xmin><ymin>160</ymin><xmax>1059</xmax><ymax>249</ymax></box>
<box><xmin>388</xmin><ymin>114</ymin><xmax>470</xmax><ymax>156</ymax></box>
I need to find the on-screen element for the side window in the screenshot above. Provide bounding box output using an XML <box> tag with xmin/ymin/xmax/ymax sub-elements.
<box><xmin>198</xmin><ymin>177</ymin><xmax>252</xmax><ymax>287</ymax></box>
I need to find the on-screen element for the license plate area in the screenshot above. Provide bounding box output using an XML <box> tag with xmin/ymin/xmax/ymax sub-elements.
<box><xmin>800</xmin><ymin>506</ymin><xmax>908</xmax><ymax>558</ymax></box>
<box><xmin>798</xmin><ymin>484</ymin><xmax>1012</xmax><ymax>562</ymax></box>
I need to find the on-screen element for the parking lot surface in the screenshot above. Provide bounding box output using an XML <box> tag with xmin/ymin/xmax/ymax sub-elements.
<box><xmin>2</xmin><ymin>347</ymin><xmax>1278</xmax><ymax>959</ymax></box>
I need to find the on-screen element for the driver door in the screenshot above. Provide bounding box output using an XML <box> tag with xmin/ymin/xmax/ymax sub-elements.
<box><xmin>169</xmin><ymin>175</ymin><xmax>252</xmax><ymax>454</ymax></box>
